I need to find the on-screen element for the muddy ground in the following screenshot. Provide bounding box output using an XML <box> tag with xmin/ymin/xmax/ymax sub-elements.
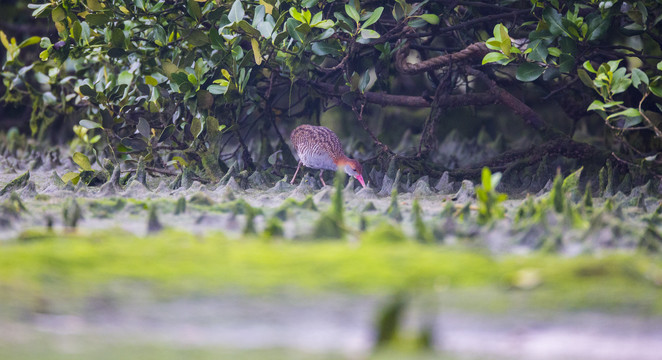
<box><xmin>1</xmin><ymin>155</ymin><xmax>662</xmax><ymax>359</ymax></box>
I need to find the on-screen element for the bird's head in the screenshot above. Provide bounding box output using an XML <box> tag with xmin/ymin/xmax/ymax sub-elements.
<box><xmin>343</xmin><ymin>159</ymin><xmax>366</xmax><ymax>188</ymax></box>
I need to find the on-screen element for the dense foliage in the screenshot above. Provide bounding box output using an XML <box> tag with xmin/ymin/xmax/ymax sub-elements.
<box><xmin>1</xmin><ymin>0</ymin><xmax>662</xmax><ymax>185</ymax></box>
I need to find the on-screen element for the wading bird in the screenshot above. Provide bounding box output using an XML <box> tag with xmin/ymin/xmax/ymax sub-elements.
<box><xmin>290</xmin><ymin>124</ymin><xmax>366</xmax><ymax>188</ymax></box>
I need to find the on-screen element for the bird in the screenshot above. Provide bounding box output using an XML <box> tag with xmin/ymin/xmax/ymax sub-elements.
<box><xmin>289</xmin><ymin>124</ymin><xmax>366</xmax><ymax>188</ymax></box>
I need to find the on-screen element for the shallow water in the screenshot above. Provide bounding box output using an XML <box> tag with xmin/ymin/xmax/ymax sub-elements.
<box><xmin>2</xmin><ymin>291</ymin><xmax>662</xmax><ymax>360</ymax></box>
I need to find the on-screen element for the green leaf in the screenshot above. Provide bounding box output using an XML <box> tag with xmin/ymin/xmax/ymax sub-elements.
<box><xmin>289</xmin><ymin>7</ymin><xmax>306</xmax><ymax>23</ymax></box>
<box><xmin>228</xmin><ymin>0</ymin><xmax>244</xmax><ymax>23</ymax></box>
<box><xmin>286</xmin><ymin>18</ymin><xmax>306</xmax><ymax>43</ymax></box>
<box><xmin>301</xmin><ymin>0</ymin><xmax>319</xmax><ymax>8</ymax></box>
<box><xmin>137</xmin><ymin>117</ymin><xmax>151</xmax><ymax>139</ymax></box>
<box><xmin>86</xmin><ymin>13</ymin><xmax>109</xmax><ymax>26</ymax></box>
<box><xmin>586</xmin><ymin>12</ymin><xmax>611</xmax><ymax>41</ymax></box>
<box><xmin>52</xmin><ymin>6</ymin><xmax>65</xmax><ymax>22</ymax></box>
<box><xmin>334</xmin><ymin>12</ymin><xmax>356</xmax><ymax>33</ymax></box>
<box><xmin>18</xmin><ymin>36</ymin><xmax>41</xmax><ymax>48</ymax></box>
<box><xmin>251</xmin><ymin>38</ymin><xmax>262</xmax><ymax>65</ymax></box>
<box><xmin>188</xmin><ymin>29</ymin><xmax>210</xmax><ymax>46</ymax></box>
<box><xmin>623</xmin><ymin>116</ymin><xmax>643</xmax><ymax>128</ymax></box>
<box><xmin>61</xmin><ymin>172</ymin><xmax>80</xmax><ymax>185</ymax></box>
<box><xmin>89</xmin><ymin>135</ymin><xmax>101</xmax><ymax>144</ymax></box>
<box><xmin>73</xmin><ymin>152</ymin><xmax>92</xmax><ymax>171</ymax></box>
<box><xmin>295</xmin><ymin>22</ymin><xmax>311</xmax><ymax>35</ymax></box>
<box><xmin>606</xmin><ymin>108</ymin><xmax>640</xmax><ymax>120</ymax></box>
<box><xmin>80</xmin><ymin>22</ymin><xmax>90</xmax><ymax>45</ymax></box>
<box><xmin>311</xmin><ymin>11</ymin><xmax>322</xmax><ymax>25</ymax></box>
<box><xmin>187</xmin><ymin>73</ymin><xmax>198</xmax><ymax>86</ymax></box>
<box><xmin>583</xmin><ymin>61</ymin><xmax>597</xmax><ymax>74</ymax></box>
<box><xmin>108</xmin><ymin>48</ymin><xmax>126</xmax><ymax>58</ymax></box>
<box><xmin>110</xmin><ymin>28</ymin><xmax>125</xmax><ymax>48</ymax></box>
<box><xmin>158</xmin><ymin>124</ymin><xmax>175</xmax><ymax>142</ymax></box>
<box><xmin>547</xmin><ymin>47</ymin><xmax>561</xmax><ymax>57</ymax></box>
<box><xmin>87</xmin><ymin>0</ymin><xmax>102</xmax><ymax>11</ymax></box>
<box><xmin>417</xmin><ymin>13</ymin><xmax>439</xmax><ymax>25</ymax></box>
<box><xmin>485</xmin><ymin>40</ymin><xmax>501</xmax><ymax>50</ymax></box>
<box><xmin>577</xmin><ymin>69</ymin><xmax>595</xmax><ymax>89</ymax></box>
<box><xmin>187</xmin><ymin>0</ymin><xmax>202</xmax><ymax>20</ymax></box>
<box><xmin>490</xmin><ymin>172</ymin><xmax>502</xmax><ymax>190</ymax></box>
<box><xmin>79</xmin><ymin>120</ymin><xmax>103</xmax><ymax>129</ymax></box>
<box><xmin>587</xmin><ymin>100</ymin><xmax>605</xmax><ymax>111</ymax></box>
<box><xmin>39</xmin><ymin>37</ymin><xmax>51</xmax><ymax>48</ymax></box>
<box><xmin>359</xmin><ymin>28</ymin><xmax>380</xmax><ymax>39</ymax></box>
<box><xmin>516</xmin><ymin>62</ymin><xmax>545</xmax><ymax>82</ymax></box>
<box><xmin>345</xmin><ymin>4</ymin><xmax>360</xmax><ymax>24</ymax></box>
<box><xmin>481</xmin><ymin>167</ymin><xmax>492</xmax><ymax>191</ymax></box>
<box><xmin>118</xmin><ymin>70</ymin><xmax>133</xmax><ymax>85</ymax></box>
<box><xmin>631</xmin><ymin>68</ymin><xmax>649</xmax><ymax>89</ymax></box>
<box><xmin>316</xmin><ymin>28</ymin><xmax>335</xmax><ymax>40</ymax></box>
<box><xmin>231</xmin><ymin>44</ymin><xmax>244</xmax><ymax>60</ymax></box>
<box><xmin>208</xmin><ymin>84</ymin><xmax>229</xmax><ymax>95</ymax></box>
<box><xmin>236</xmin><ymin>20</ymin><xmax>260</xmax><ymax>37</ymax></box>
<box><xmin>312</xmin><ymin>19</ymin><xmax>334</xmax><ymax>29</ymax></box>
<box><xmin>362</xmin><ymin>7</ymin><xmax>384</xmax><ymax>28</ymax></box>
<box><xmin>543</xmin><ymin>7</ymin><xmax>570</xmax><ymax>37</ymax></box>
<box><xmin>71</xmin><ymin>21</ymin><xmax>82</xmax><ymax>42</ymax></box>
<box><xmin>145</xmin><ymin>75</ymin><xmax>158</xmax><ymax>86</ymax></box>
<box><xmin>359</xmin><ymin>70</ymin><xmax>370</xmax><ymax>93</ymax></box>
<box><xmin>526</xmin><ymin>38</ymin><xmax>549</xmax><ymax>62</ymax></box>
<box><xmin>190</xmin><ymin>117</ymin><xmax>202</xmax><ymax>138</ymax></box>
<box><xmin>79</xmin><ymin>84</ymin><xmax>97</xmax><ymax>97</ymax></box>
<box><xmin>120</xmin><ymin>137</ymin><xmax>148</xmax><ymax>151</ymax></box>
<box><xmin>658</xmin><ymin>61</ymin><xmax>662</xmax><ymax>71</ymax></box>
<box><xmin>311</xmin><ymin>41</ymin><xmax>340</xmax><ymax>56</ymax></box>
<box><xmin>29</xmin><ymin>3</ymin><xmax>51</xmax><ymax>17</ymax></box>
<box><xmin>481</xmin><ymin>52</ymin><xmax>507</xmax><ymax>65</ymax></box>
<box><xmin>650</xmin><ymin>77</ymin><xmax>662</xmax><ymax>98</ymax></box>
<box><xmin>559</xmin><ymin>54</ymin><xmax>574</xmax><ymax>73</ymax></box>
<box><xmin>611</xmin><ymin>68</ymin><xmax>631</xmax><ymax>94</ymax></box>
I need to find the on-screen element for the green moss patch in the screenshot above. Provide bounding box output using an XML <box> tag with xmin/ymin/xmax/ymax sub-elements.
<box><xmin>1</xmin><ymin>229</ymin><xmax>661</xmax><ymax>313</ymax></box>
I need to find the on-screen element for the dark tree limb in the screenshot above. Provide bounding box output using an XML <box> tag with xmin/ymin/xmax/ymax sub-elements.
<box><xmin>464</xmin><ymin>67</ymin><xmax>547</xmax><ymax>131</ymax></box>
<box><xmin>309</xmin><ymin>81</ymin><xmax>497</xmax><ymax>108</ymax></box>
<box><xmin>395</xmin><ymin>41</ymin><xmax>490</xmax><ymax>74</ymax></box>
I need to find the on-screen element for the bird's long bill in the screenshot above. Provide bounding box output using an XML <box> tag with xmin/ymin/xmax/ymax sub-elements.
<box><xmin>356</xmin><ymin>174</ymin><xmax>366</xmax><ymax>188</ymax></box>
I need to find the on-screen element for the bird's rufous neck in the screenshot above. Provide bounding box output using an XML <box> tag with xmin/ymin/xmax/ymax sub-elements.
<box><xmin>334</xmin><ymin>155</ymin><xmax>351</xmax><ymax>166</ymax></box>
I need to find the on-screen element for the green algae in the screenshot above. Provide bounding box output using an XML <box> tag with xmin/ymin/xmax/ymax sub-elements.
<box><xmin>0</xmin><ymin>229</ymin><xmax>661</xmax><ymax>314</ymax></box>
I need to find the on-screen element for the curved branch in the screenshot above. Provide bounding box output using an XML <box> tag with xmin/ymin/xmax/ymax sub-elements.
<box><xmin>395</xmin><ymin>41</ymin><xmax>490</xmax><ymax>74</ymax></box>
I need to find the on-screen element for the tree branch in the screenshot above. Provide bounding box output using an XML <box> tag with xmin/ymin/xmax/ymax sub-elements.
<box><xmin>465</xmin><ymin>67</ymin><xmax>547</xmax><ymax>131</ymax></box>
<box><xmin>395</xmin><ymin>41</ymin><xmax>489</xmax><ymax>74</ymax></box>
<box><xmin>309</xmin><ymin>81</ymin><xmax>497</xmax><ymax>108</ymax></box>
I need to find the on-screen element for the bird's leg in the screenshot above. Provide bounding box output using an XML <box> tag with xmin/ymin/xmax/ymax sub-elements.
<box><xmin>319</xmin><ymin>170</ymin><xmax>326</xmax><ymax>187</ymax></box>
<box><xmin>290</xmin><ymin>161</ymin><xmax>303</xmax><ymax>185</ymax></box>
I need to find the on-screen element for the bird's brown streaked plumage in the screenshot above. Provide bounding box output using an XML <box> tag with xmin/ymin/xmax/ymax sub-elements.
<box><xmin>289</xmin><ymin>124</ymin><xmax>366</xmax><ymax>188</ymax></box>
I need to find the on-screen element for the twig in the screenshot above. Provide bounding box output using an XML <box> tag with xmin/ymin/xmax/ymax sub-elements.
<box><xmin>638</xmin><ymin>93</ymin><xmax>662</xmax><ymax>138</ymax></box>
<box><xmin>352</xmin><ymin>100</ymin><xmax>394</xmax><ymax>156</ymax></box>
